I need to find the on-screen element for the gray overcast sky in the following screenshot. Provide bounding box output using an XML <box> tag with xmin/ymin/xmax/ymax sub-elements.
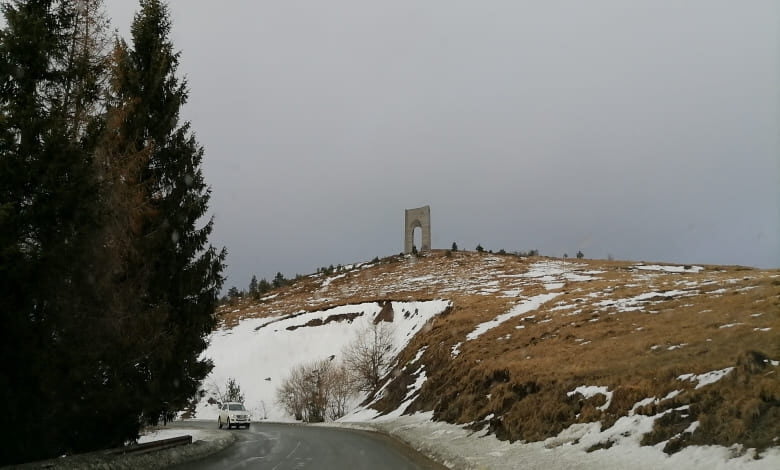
<box><xmin>104</xmin><ymin>0</ymin><xmax>779</xmax><ymax>290</ymax></box>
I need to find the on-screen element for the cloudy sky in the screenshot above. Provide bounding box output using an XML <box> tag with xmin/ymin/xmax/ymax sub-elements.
<box><xmin>104</xmin><ymin>0</ymin><xmax>779</xmax><ymax>291</ymax></box>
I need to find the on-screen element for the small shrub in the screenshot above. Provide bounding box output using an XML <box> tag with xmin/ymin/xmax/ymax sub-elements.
<box><xmin>576</xmin><ymin>250</ymin><xmax>584</xmax><ymax>259</ymax></box>
<box><xmin>476</xmin><ymin>244</ymin><xmax>484</xmax><ymax>252</ymax></box>
<box><xmin>451</xmin><ymin>242</ymin><xmax>458</xmax><ymax>252</ymax></box>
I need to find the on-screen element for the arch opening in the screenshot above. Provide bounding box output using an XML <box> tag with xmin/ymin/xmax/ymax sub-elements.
<box><xmin>413</xmin><ymin>225</ymin><xmax>422</xmax><ymax>252</ymax></box>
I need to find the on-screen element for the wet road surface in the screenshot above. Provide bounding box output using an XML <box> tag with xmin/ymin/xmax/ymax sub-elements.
<box><xmin>169</xmin><ymin>420</ymin><xmax>446</xmax><ymax>470</ymax></box>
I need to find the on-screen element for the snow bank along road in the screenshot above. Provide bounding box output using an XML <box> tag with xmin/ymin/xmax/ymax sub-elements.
<box><xmin>170</xmin><ymin>420</ymin><xmax>445</xmax><ymax>469</ymax></box>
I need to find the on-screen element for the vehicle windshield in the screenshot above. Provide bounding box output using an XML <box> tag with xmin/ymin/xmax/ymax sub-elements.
<box><xmin>228</xmin><ymin>404</ymin><xmax>245</xmax><ymax>411</ymax></box>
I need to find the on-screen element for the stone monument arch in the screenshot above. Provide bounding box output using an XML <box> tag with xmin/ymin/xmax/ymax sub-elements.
<box><xmin>404</xmin><ymin>205</ymin><xmax>431</xmax><ymax>254</ymax></box>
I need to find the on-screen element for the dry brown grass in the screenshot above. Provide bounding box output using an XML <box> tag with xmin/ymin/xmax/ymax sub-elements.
<box><xmin>217</xmin><ymin>251</ymin><xmax>780</xmax><ymax>451</ymax></box>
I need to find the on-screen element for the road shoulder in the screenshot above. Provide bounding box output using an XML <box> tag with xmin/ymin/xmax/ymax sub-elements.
<box><xmin>14</xmin><ymin>425</ymin><xmax>236</xmax><ymax>470</ymax></box>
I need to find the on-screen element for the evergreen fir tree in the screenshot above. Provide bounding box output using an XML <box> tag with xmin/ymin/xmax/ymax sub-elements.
<box><xmin>227</xmin><ymin>286</ymin><xmax>241</xmax><ymax>299</ymax></box>
<box><xmin>273</xmin><ymin>271</ymin><xmax>286</xmax><ymax>289</ymax></box>
<box><xmin>0</xmin><ymin>0</ymin><xmax>122</xmax><ymax>462</ymax></box>
<box><xmin>110</xmin><ymin>0</ymin><xmax>226</xmax><ymax>426</ymax></box>
<box><xmin>258</xmin><ymin>278</ymin><xmax>271</xmax><ymax>295</ymax></box>
<box><xmin>0</xmin><ymin>0</ymin><xmax>224</xmax><ymax>462</ymax></box>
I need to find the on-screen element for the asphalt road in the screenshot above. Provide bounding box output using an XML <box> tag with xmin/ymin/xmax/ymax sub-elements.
<box><xmin>169</xmin><ymin>420</ymin><xmax>446</xmax><ymax>470</ymax></box>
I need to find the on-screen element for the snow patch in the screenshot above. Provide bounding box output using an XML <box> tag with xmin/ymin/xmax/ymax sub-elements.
<box><xmin>678</xmin><ymin>368</ymin><xmax>734</xmax><ymax>389</ymax></box>
<box><xmin>320</xmin><ymin>272</ymin><xmax>347</xmax><ymax>289</ymax></box>
<box><xmin>633</xmin><ymin>264</ymin><xmax>704</xmax><ymax>273</ymax></box>
<box><xmin>409</xmin><ymin>346</ymin><xmax>427</xmax><ymax>365</ymax></box>
<box><xmin>451</xmin><ymin>342</ymin><xmax>462</xmax><ymax>357</ymax></box>
<box><xmin>138</xmin><ymin>428</ymin><xmax>213</xmax><ymax>444</ymax></box>
<box><xmin>465</xmin><ymin>293</ymin><xmax>561</xmax><ymax>341</ymax></box>
<box><xmin>629</xmin><ymin>390</ymin><xmax>682</xmax><ymax>415</ymax></box>
<box><xmin>567</xmin><ymin>385</ymin><xmax>613</xmax><ymax>411</ymax></box>
<box><xmin>597</xmin><ymin>290</ymin><xmax>697</xmax><ymax>313</ymax></box>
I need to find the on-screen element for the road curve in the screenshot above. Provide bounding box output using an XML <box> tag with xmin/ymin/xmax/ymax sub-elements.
<box><xmin>169</xmin><ymin>420</ymin><xmax>446</xmax><ymax>470</ymax></box>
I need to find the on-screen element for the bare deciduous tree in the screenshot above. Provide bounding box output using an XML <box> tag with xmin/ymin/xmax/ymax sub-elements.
<box><xmin>276</xmin><ymin>363</ymin><xmax>308</xmax><ymax>421</ymax></box>
<box><xmin>342</xmin><ymin>322</ymin><xmax>395</xmax><ymax>393</ymax></box>
<box><xmin>325</xmin><ymin>363</ymin><xmax>354</xmax><ymax>420</ymax></box>
<box><xmin>276</xmin><ymin>358</ymin><xmax>356</xmax><ymax>422</ymax></box>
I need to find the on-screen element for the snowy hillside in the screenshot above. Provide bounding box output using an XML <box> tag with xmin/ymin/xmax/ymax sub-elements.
<box><xmin>195</xmin><ymin>251</ymin><xmax>780</xmax><ymax>469</ymax></box>
<box><xmin>195</xmin><ymin>299</ymin><xmax>450</xmax><ymax>421</ymax></box>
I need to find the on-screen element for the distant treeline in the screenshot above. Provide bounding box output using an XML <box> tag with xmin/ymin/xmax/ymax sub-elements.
<box><xmin>226</xmin><ymin>246</ymin><xmax>587</xmax><ymax>306</ymax></box>
<box><xmin>224</xmin><ymin>264</ymin><xmax>345</xmax><ymax>303</ymax></box>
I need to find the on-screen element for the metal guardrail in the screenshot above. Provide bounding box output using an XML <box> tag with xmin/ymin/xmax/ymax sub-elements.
<box><xmin>113</xmin><ymin>434</ymin><xmax>193</xmax><ymax>455</ymax></box>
